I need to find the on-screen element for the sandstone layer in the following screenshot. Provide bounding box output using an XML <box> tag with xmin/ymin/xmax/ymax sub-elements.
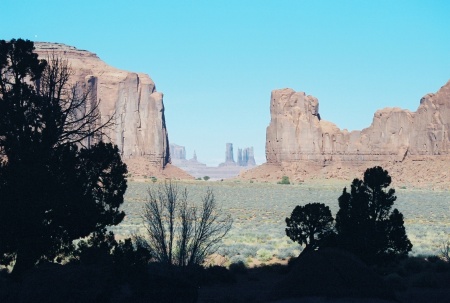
<box><xmin>243</xmin><ymin>81</ymin><xmax>450</xmax><ymax>189</ymax></box>
<box><xmin>34</xmin><ymin>42</ymin><xmax>170</xmax><ymax>170</ymax></box>
<box><xmin>266</xmin><ymin>81</ymin><xmax>450</xmax><ymax>164</ymax></box>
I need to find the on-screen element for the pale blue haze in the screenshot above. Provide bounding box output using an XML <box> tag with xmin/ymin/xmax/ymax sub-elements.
<box><xmin>1</xmin><ymin>0</ymin><xmax>449</xmax><ymax>165</ymax></box>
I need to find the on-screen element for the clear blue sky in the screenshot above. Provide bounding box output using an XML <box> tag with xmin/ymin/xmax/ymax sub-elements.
<box><xmin>2</xmin><ymin>0</ymin><xmax>449</xmax><ymax>166</ymax></box>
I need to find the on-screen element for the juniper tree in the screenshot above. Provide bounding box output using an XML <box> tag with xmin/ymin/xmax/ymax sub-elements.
<box><xmin>0</xmin><ymin>39</ymin><xmax>127</xmax><ymax>277</ymax></box>
<box><xmin>335</xmin><ymin>166</ymin><xmax>412</xmax><ymax>264</ymax></box>
<box><xmin>285</xmin><ymin>203</ymin><xmax>334</xmax><ymax>252</ymax></box>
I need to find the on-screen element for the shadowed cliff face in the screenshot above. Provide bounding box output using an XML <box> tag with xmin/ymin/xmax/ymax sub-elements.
<box><xmin>34</xmin><ymin>42</ymin><xmax>170</xmax><ymax>168</ymax></box>
<box><xmin>266</xmin><ymin>80</ymin><xmax>450</xmax><ymax>165</ymax></box>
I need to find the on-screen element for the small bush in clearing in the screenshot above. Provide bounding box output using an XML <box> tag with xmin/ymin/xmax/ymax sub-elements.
<box><xmin>257</xmin><ymin>249</ymin><xmax>273</xmax><ymax>262</ymax></box>
<box><xmin>277</xmin><ymin>176</ymin><xmax>290</xmax><ymax>185</ymax></box>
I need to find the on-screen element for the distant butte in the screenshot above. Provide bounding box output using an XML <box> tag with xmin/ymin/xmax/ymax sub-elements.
<box><xmin>34</xmin><ymin>42</ymin><xmax>189</xmax><ymax>179</ymax></box>
<box><xmin>170</xmin><ymin>143</ymin><xmax>256</xmax><ymax>180</ymax></box>
<box><xmin>242</xmin><ymin>80</ymin><xmax>450</xmax><ymax>189</ymax></box>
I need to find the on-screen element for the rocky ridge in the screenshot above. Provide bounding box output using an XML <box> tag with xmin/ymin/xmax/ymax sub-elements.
<box><xmin>242</xmin><ymin>81</ymin><xmax>450</xmax><ymax>189</ymax></box>
<box><xmin>266</xmin><ymin>81</ymin><xmax>450</xmax><ymax>164</ymax></box>
<box><xmin>34</xmin><ymin>42</ymin><xmax>176</xmax><ymax>176</ymax></box>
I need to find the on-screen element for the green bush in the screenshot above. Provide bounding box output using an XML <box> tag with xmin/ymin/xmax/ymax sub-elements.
<box><xmin>277</xmin><ymin>176</ymin><xmax>290</xmax><ymax>185</ymax></box>
<box><xmin>256</xmin><ymin>249</ymin><xmax>273</xmax><ymax>262</ymax></box>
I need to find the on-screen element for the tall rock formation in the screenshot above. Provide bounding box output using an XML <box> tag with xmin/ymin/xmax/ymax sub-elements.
<box><xmin>34</xmin><ymin>42</ymin><xmax>170</xmax><ymax>168</ymax></box>
<box><xmin>238</xmin><ymin>147</ymin><xmax>257</xmax><ymax>166</ymax></box>
<box><xmin>170</xmin><ymin>144</ymin><xmax>186</xmax><ymax>160</ymax></box>
<box><xmin>219</xmin><ymin>143</ymin><xmax>237</xmax><ymax>167</ymax></box>
<box><xmin>244</xmin><ymin>147</ymin><xmax>257</xmax><ymax>166</ymax></box>
<box><xmin>266</xmin><ymin>81</ymin><xmax>450</xmax><ymax>165</ymax></box>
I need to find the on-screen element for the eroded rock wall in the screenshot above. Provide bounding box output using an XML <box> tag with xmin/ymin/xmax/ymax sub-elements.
<box><xmin>266</xmin><ymin>81</ymin><xmax>450</xmax><ymax>165</ymax></box>
<box><xmin>34</xmin><ymin>42</ymin><xmax>170</xmax><ymax>168</ymax></box>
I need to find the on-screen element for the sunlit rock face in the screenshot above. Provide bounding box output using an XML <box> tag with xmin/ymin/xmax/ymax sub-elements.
<box><xmin>34</xmin><ymin>42</ymin><xmax>170</xmax><ymax>168</ymax></box>
<box><xmin>266</xmin><ymin>80</ymin><xmax>450</xmax><ymax>165</ymax></box>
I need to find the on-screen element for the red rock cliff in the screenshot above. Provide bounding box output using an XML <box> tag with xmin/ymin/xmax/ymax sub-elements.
<box><xmin>34</xmin><ymin>42</ymin><xmax>170</xmax><ymax>169</ymax></box>
<box><xmin>266</xmin><ymin>80</ymin><xmax>450</xmax><ymax>165</ymax></box>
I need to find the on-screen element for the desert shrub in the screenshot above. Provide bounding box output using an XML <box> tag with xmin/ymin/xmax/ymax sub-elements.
<box><xmin>229</xmin><ymin>261</ymin><xmax>247</xmax><ymax>275</ymax></box>
<box><xmin>240</xmin><ymin>246</ymin><xmax>258</xmax><ymax>258</ymax></box>
<box><xmin>276</xmin><ymin>247</ymin><xmax>298</xmax><ymax>260</ymax></box>
<box><xmin>203</xmin><ymin>176</ymin><xmax>210</xmax><ymax>181</ymax></box>
<box><xmin>256</xmin><ymin>248</ymin><xmax>273</xmax><ymax>262</ymax></box>
<box><xmin>277</xmin><ymin>176</ymin><xmax>290</xmax><ymax>185</ymax></box>
<box><xmin>216</xmin><ymin>245</ymin><xmax>242</xmax><ymax>258</ymax></box>
<box><xmin>217</xmin><ymin>243</ymin><xmax>260</xmax><ymax>259</ymax></box>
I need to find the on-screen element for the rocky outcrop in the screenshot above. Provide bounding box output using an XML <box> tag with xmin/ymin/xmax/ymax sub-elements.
<box><xmin>168</xmin><ymin>143</ymin><xmax>255</xmax><ymax>180</ymax></box>
<box><xmin>170</xmin><ymin>144</ymin><xmax>186</xmax><ymax>160</ymax></box>
<box><xmin>266</xmin><ymin>81</ymin><xmax>450</xmax><ymax>165</ymax></box>
<box><xmin>34</xmin><ymin>42</ymin><xmax>170</xmax><ymax>168</ymax></box>
<box><xmin>238</xmin><ymin>147</ymin><xmax>257</xmax><ymax>167</ymax></box>
<box><xmin>219</xmin><ymin>143</ymin><xmax>237</xmax><ymax>167</ymax></box>
<box><xmin>220</xmin><ymin>143</ymin><xmax>257</xmax><ymax>167</ymax></box>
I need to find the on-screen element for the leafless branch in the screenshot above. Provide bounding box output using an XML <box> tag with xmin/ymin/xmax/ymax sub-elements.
<box><xmin>141</xmin><ymin>181</ymin><xmax>232</xmax><ymax>266</ymax></box>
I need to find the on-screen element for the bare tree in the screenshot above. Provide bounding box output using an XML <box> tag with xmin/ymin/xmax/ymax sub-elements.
<box><xmin>0</xmin><ymin>39</ymin><xmax>127</xmax><ymax>276</ymax></box>
<box><xmin>37</xmin><ymin>52</ymin><xmax>114</xmax><ymax>148</ymax></box>
<box><xmin>140</xmin><ymin>181</ymin><xmax>232</xmax><ymax>266</ymax></box>
<box><xmin>440</xmin><ymin>240</ymin><xmax>450</xmax><ymax>262</ymax></box>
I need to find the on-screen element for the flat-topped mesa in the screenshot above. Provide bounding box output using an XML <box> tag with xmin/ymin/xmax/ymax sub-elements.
<box><xmin>34</xmin><ymin>42</ymin><xmax>170</xmax><ymax>168</ymax></box>
<box><xmin>266</xmin><ymin>81</ymin><xmax>450</xmax><ymax>165</ymax></box>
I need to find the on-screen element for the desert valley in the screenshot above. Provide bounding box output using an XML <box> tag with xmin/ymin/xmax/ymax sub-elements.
<box><xmin>0</xmin><ymin>36</ymin><xmax>448</xmax><ymax>303</ymax></box>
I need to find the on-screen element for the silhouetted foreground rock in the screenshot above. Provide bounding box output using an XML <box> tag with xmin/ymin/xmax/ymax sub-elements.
<box><xmin>270</xmin><ymin>248</ymin><xmax>395</xmax><ymax>302</ymax></box>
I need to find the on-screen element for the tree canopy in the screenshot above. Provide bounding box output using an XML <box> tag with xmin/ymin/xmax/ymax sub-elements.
<box><xmin>285</xmin><ymin>203</ymin><xmax>334</xmax><ymax>251</ymax></box>
<box><xmin>335</xmin><ymin>166</ymin><xmax>412</xmax><ymax>264</ymax></box>
<box><xmin>0</xmin><ymin>39</ymin><xmax>127</xmax><ymax>276</ymax></box>
<box><xmin>285</xmin><ymin>167</ymin><xmax>412</xmax><ymax>265</ymax></box>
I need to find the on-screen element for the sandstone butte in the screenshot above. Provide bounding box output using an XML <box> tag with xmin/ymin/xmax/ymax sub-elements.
<box><xmin>34</xmin><ymin>42</ymin><xmax>192</xmax><ymax>179</ymax></box>
<box><xmin>241</xmin><ymin>80</ymin><xmax>450</xmax><ymax>189</ymax></box>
